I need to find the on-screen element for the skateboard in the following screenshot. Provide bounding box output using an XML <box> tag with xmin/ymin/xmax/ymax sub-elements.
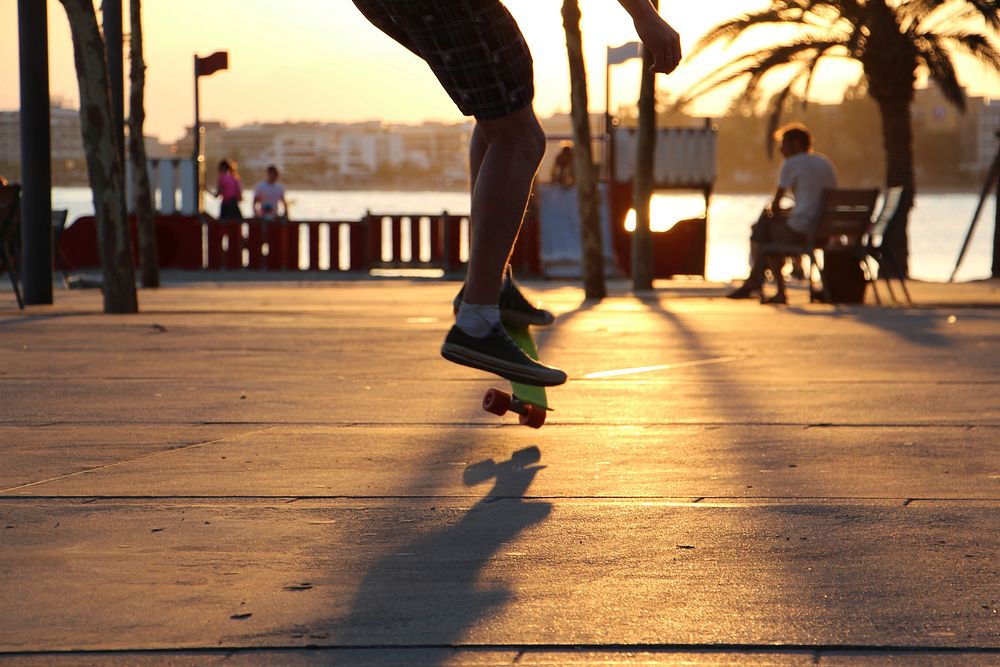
<box><xmin>482</xmin><ymin>324</ymin><xmax>550</xmax><ymax>429</ymax></box>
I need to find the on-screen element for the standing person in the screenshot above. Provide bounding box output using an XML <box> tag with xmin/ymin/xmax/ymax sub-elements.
<box><xmin>727</xmin><ymin>123</ymin><xmax>838</xmax><ymax>304</ymax></box>
<box><xmin>253</xmin><ymin>165</ymin><xmax>289</xmax><ymax>222</ymax></box>
<box><xmin>214</xmin><ymin>158</ymin><xmax>243</xmax><ymax>222</ymax></box>
<box><xmin>352</xmin><ymin>0</ymin><xmax>682</xmax><ymax>386</ymax></box>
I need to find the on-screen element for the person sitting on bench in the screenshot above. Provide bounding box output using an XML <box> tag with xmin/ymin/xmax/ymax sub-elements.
<box><xmin>727</xmin><ymin>123</ymin><xmax>838</xmax><ymax>304</ymax></box>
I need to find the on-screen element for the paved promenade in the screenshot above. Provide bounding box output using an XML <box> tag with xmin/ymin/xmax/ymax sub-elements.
<box><xmin>0</xmin><ymin>277</ymin><xmax>998</xmax><ymax>665</ymax></box>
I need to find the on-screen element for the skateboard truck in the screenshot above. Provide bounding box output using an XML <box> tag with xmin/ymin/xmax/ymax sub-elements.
<box><xmin>483</xmin><ymin>387</ymin><xmax>547</xmax><ymax>429</ymax></box>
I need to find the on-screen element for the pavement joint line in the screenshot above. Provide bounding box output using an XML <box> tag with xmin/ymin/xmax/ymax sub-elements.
<box><xmin>2</xmin><ymin>420</ymin><xmax>998</xmax><ymax>429</ymax></box>
<box><xmin>0</xmin><ymin>426</ymin><xmax>278</xmax><ymax>495</ymax></box>
<box><xmin>2</xmin><ymin>495</ymin><xmax>998</xmax><ymax>504</ymax></box>
<box><xmin>1</xmin><ymin>644</ymin><xmax>999</xmax><ymax>657</ymax></box>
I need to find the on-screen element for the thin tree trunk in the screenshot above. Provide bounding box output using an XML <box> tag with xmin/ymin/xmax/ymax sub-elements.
<box><xmin>873</xmin><ymin>95</ymin><xmax>914</xmax><ymax>278</ymax></box>
<box><xmin>129</xmin><ymin>0</ymin><xmax>158</xmax><ymax>288</ymax></box>
<box><xmin>562</xmin><ymin>0</ymin><xmax>606</xmax><ymax>300</ymax></box>
<box><xmin>59</xmin><ymin>0</ymin><xmax>137</xmax><ymax>313</ymax></box>
<box><xmin>864</xmin><ymin>0</ymin><xmax>916</xmax><ymax>279</ymax></box>
<box><xmin>632</xmin><ymin>1</ymin><xmax>658</xmax><ymax>292</ymax></box>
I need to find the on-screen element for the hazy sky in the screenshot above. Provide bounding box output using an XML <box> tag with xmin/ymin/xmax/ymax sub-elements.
<box><xmin>2</xmin><ymin>0</ymin><xmax>997</xmax><ymax>143</ymax></box>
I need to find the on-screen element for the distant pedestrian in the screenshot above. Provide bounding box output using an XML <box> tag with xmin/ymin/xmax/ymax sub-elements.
<box><xmin>551</xmin><ymin>143</ymin><xmax>575</xmax><ymax>187</ymax></box>
<box><xmin>214</xmin><ymin>159</ymin><xmax>243</xmax><ymax>222</ymax></box>
<box><xmin>727</xmin><ymin>123</ymin><xmax>838</xmax><ymax>304</ymax></box>
<box><xmin>352</xmin><ymin>0</ymin><xmax>681</xmax><ymax>387</ymax></box>
<box><xmin>253</xmin><ymin>165</ymin><xmax>289</xmax><ymax>221</ymax></box>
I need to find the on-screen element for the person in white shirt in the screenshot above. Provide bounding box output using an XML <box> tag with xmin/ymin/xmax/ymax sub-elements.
<box><xmin>252</xmin><ymin>165</ymin><xmax>288</xmax><ymax>221</ymax></box>
<box><xmin>727</xmin><ymin>123</ymin><xmax>838</xmax><ymax>304</ymax></box>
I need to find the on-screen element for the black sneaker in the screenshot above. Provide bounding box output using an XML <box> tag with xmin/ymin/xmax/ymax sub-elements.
<box><xmin>441</xmin><ymin>323</ymin><xmax>567</xmax><ymax>386</ymax></box>
<box><xmin>452</xmin><ymin>279</ymin><xmax>555</xmax><ymax>327</ymax></box>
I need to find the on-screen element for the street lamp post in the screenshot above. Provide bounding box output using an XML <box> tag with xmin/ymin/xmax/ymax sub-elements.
<box><xmin>17</xmin><ymin>0</ymin><xmax>53</xmax><ymax>305</ymax></box>
<box><xmin>193</xmin><ymin>51</ymin><xmax>229</xmax><ymax>211</ymax></box>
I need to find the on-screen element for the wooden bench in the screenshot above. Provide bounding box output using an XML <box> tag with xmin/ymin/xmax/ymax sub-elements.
<box><xmin>759</xmin><ymin>188</ymin><xmax>879</xmax><ymax>304</ymax></box>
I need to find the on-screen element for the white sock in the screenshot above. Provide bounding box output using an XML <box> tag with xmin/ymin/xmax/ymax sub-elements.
<box><xmin>456</xmin><ymin>302</ymin><xmax>500</xmax><ymax>337</ymax></box>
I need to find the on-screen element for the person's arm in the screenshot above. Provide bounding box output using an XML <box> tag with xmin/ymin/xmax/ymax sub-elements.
<box><xmin>617</xmin><ymin>0</ymin><xmax>682</xmax><ymax>74</ymax></box>
<box><xmin>767</xmin><ymin>187</ymin><xmax>788</xmax><ymax>215</ymax></box>
<box><xmin>253</xmin><ymin>187</ymin><xmax>263</xmax><ymax>217</ymax></box>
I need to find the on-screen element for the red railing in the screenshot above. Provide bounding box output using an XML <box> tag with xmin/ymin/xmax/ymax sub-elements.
<box><xmin>58</xmin><ymin>211</ymin><xmax>540</xmax><ymax>277</ymax></box>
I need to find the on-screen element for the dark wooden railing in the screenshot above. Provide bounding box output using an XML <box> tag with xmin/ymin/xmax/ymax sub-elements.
<box><xmin>57</xmin><ymin>210</ymin><xmax>542</xmax><ymax>276</ymax></box>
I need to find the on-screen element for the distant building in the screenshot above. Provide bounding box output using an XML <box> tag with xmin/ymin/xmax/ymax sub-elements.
<box><xmin>180</xmin><ymin>119</ymin><xmax>474</xmax><ymax>187</ymax></box>
<box><xmin>972</xmin><ymin>99</ymin><xmax>1000</xmax><ymax>178</ymax></box>
<box><xmin>913</xmin><ymin>84</ymin><xmax>1000</xmax><ymax>181</ymax></box>
<box><xmin>0</xmin><ymin>103</ymin><xmax>85</xmax><ymax>166</ymax></box>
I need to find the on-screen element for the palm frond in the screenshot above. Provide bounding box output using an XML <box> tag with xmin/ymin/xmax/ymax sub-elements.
<box><xmin>911</xmin><ymin>2</ymin><xmax>997</xmax><ymax>35</ymax></box>
<box><xmin>960</xmin><ymin>0</ymin><xmax>1000</xmax><ymax>30</ymax></box>
<box><xmin>675</xmin><ymin>39</ymin><xmax>845</xmax><ymax>112</ymax></box>
<box><xmin>897</xmin><ymin>0</ymin><xmax>949</xmax><ymax>27</ymax></box>
<box><xmin>913</xmin><ymin>36</ymin><xmax>967</xmax><ymax>112</ymax></box>
<box><xmin>927</xmin><ymin>30</ymin><xmax>1000</xmax><ymax>69</ymax></box>
<box><xmin>692</xmin><ymin>5</ymin><xmax>808</xmax><ymax>56</ymax></box>
<box><xmin>800</xmin><ymin>45</ymin><xmax>835</xmax><ymax>103</ymax></box>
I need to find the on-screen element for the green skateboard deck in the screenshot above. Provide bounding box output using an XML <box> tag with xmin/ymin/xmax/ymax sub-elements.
<box><xmin>482</xmin><ymin>324</ymin><xmax>550</xmax><ymax>428</ymax></box>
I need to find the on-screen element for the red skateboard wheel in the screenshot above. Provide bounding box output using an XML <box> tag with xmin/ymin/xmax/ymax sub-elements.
<box><xmin>483</xmin><ymin>388</ymin><xmax>511</xmax><ymax>416</ymax></box>
<box><xmin>519</xmin><ymin>404</ymin><xmax>546</xmax><ymax>429</ymax></box>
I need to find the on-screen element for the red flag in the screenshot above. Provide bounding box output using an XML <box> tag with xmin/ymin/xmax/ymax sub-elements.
<box><xmin>195</xmin><ymin>51</ymin><xmax>228</xmax><ymax>77</ymax></box>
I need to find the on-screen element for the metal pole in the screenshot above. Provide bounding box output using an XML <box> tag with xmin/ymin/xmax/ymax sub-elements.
<box><xmin>103</xmin><ymin>0</ymin><xmax>125</xmax><ymax>166</ymax></box>
<box><xmin>193</xmin><ymin>58</ymin><xmax>204</xmax><ymax>212</ymax></box>
<box><xmin>993</xmin><ymin>136</ymin><xmax>1000</xmax><ymax>278</ymax></box>
<box><xmin>17</xmin><ymin>0</ymin><xmax>53</xmax><ymax>305</ymax></box>
<box><xmin>193</xmin><ymin>56</ymin><xmax>200</xmax><ymax>163</ymax></box>
<box><xmin>605</xmin><ymin>58</ymin><xmax>612</xmax><ymax>183</ymax></box>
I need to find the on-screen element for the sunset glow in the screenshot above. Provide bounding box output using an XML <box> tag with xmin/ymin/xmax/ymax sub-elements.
<box><xmin>0</xmin><ymin>0</ymin><xmax>997</xmax><ymax>143</ymax></box>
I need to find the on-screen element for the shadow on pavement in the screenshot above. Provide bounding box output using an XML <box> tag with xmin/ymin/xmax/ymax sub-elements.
<box><xmin>333</xmin><ymin>447</ymin><xmax>551</xmax><ymax>661</ymax></box>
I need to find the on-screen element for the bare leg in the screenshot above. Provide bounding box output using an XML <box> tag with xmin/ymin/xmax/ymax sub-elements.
<box><xmin>469</xmin><ymin>123</ymin><xmax>487</xmax><ymax>195</ymax></box>
<box><xmin>462</xmin><ymin>106</ymin><xmax>545</xmax><ymax>306</ymax></box>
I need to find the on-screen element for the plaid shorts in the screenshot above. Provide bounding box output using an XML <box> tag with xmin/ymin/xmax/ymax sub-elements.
<box><xmin>353</xmin><ymin>0</ymin><xmax>534</xmax><ymax>120</ymax></box>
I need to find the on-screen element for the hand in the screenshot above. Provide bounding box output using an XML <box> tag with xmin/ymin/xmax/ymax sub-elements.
<box><xmin>634</xmin><ymin>14</ymin><xmax>682</xmax><ymax>74</ymax></box>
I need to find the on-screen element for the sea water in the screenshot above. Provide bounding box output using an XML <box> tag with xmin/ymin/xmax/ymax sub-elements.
<box><xmin>53</xmin><ymin>187</ymin><xmax>996</xmax><ymax>283</ymax></box>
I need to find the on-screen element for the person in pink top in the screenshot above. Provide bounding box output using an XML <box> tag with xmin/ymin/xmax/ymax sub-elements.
<box><xmin>214</xmin><ymin>158</ymin><xmax>243</xmax><ymax>221</ymax></box>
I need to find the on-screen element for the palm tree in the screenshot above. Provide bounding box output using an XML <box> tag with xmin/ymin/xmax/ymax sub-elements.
<box><xmin>678</xmin><ymin>0</ymin><xmax>1000</xmax><ymax>277</ymax></box>
<box><xmin>59</xmin><ymin>0</ymin><xmax>138</xmax><ymax>312</ymax></box>
<box><xmin>562</xmin><ymin>0</ymin><xmax>606</xmax><ymax>300</ymax></box>
<box><xmin>129</xmin><ymin>0</ymin><xmax>159</xmax><ymax>289</ymax></box>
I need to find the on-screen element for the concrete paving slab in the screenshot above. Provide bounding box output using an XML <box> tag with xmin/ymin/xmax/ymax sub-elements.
<box><xmin>0</xmin><ymin>424</ymin><xmax>251</xmax><ymax>490</ymax></box>
<box><xmin>3</xmin><ymin>425</ymin><xmax>997</xmax><ymax>500</ymax></box>
<box><xmin>1</xmin><ymin>280</ymin><xmax>998</xmax><ymax>661</ymax></box>
<box><xmin>2</xmin><ymin>648</ymin><xmax>999</xmax><ymax>666</ymax></box>
<box><xmin>0</xmin><ymin>498</ymin><xmax>996</xmax><ymax>651</ymax></box>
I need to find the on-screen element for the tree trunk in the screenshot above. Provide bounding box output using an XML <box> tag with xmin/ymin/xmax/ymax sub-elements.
<box><xmin>562</xmin><ymin>0</ymin><xmax>606</xmax><ymax>300</ymax></box>
<box><xmin>872</xmin><ymin>94</ymin><xmax>914</xmax><ymax>278</ymax></box>
<box><xmin>632</xmin><ymin>0</ymin><xmax>659</xmax><ymax>292</ymax></box>
<box><xmin>863</xmin><ymin>0</ymin><xmax>917</xmax><ymax>278</ymax></box>
<box><xmin>59</xmin><ymin>0</ymin><xmax>137</xmax><ymax>313</ymax></box>
<box><xmin>128</xmin><ymin>0</ymin><xmax>158</xmax><ymax>288</ymax></box>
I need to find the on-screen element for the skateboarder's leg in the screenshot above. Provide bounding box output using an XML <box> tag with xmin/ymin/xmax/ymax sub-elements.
<box><xmin>457</xmin><ymin>122</ymin><xmax>555</xmax><ymax>327</ymax></box>
<box><xmin>462</xmin><ymin>106</ymin><xmax>545</xmax><ymax>307</ymax></box>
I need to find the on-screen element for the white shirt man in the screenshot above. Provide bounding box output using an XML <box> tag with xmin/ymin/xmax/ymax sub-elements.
<box><xmin>779</xmin><ymin>150</ymin><xmax>838</xmax><ymax>234</ymax></box>
<box><xmin>728</xmin><ymin>124</ymin><xmax>839</xmax><ymax>303</ymax></box>
<box><xmin>252</xmin><ymin>166</ymin><xmax>288</xmax><ymax>221</ymax></box>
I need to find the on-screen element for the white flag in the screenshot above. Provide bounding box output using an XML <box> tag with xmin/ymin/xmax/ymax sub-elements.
<box><xmin>606</xmin><ymin>42</ymin><xmax>641</xmax><ymax>66</ymax></box>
